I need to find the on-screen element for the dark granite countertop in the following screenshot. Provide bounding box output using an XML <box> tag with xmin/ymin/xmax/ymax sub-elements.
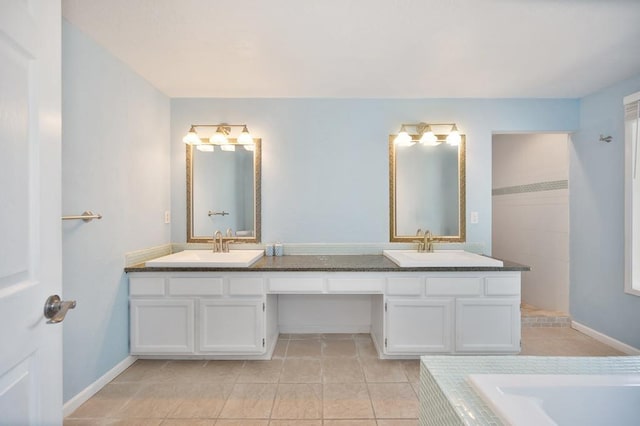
<box><xmin>125</xmin><ymin>254</ymin><xmax>530</xmax><ymax>273</ymax></box>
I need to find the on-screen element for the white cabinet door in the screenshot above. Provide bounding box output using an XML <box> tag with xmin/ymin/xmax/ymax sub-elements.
<box><xmin>130</xmin><ymin>299</ymin><xmax>195</xmax><ymax>354</ymax></box>
<box><xmin>455</xmin><ymin>298</ymin><xmax>521</xmax><ymax>353</ymax></box>
<box><xmin>385</xmin><ymin>298</ymin><xmax>453</xmax><ymax>354</ymax></box>
<box><xmin>199</xmin><ymin>299</ymin><xmax>265</xmax><ymax>353</ymax></box>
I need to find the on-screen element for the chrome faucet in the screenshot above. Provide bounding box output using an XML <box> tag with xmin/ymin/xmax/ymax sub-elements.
<box><xmin>213</xmin><ymin>230</ymin><xmax>223</xmax><ymax>253</ymax></box>
<box><xmin>414</xmin><ymin>229</ymin><xmax>425</xmax><ymax>252</ymax></box>
<box><xmin>414</xmin><ymin>229</ymin><xmax>434</xmax><ymax>252</ymax></box>
<box><xmin>424</xmin><ymin>230</ymin><xmax>434</xmax><ymax>253</ymax></box>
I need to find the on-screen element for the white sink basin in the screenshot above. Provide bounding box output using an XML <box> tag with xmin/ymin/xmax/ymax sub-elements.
<box><xmin>145</xmin><ymin>250</ymin><xmax>264</xmax><ymax>267</ymax></box>
<box><xmin>383</xmin><ymin>249</ymin><xmax>503</xmax><ymax>267</ymax></box>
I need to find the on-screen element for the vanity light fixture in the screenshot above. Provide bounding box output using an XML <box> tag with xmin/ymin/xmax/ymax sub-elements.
<box><xmin>183</xmin><ymin>125</ymin><xmax>202</xmax><ymax>145</ymax></box>
<box><xmin>393</xmin><ymin>122</ymin><xmax>462</xmax><ymax>146</ymax></box>
<box><xmin>183</xmin><ymin>123</ymin><xmax>255</xmax><ymax>151</ymax></box>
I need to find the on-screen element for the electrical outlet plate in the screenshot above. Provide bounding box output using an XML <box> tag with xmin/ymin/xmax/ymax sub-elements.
<box><xmin>164</xmin><ymin>211</ymin><xmax>171</xmax><ymax>224</ymax></box>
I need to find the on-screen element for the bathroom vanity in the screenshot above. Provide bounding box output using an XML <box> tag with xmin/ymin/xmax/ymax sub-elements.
<box><xmin>126</xmin><ymin>254</ymin><xmax>527</xmax><ymax>360</ymax></box>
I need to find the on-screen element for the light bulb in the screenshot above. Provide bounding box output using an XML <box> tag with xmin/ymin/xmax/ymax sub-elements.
<box><xmin>420</xmin><ymin>126</ymin><xmax>438</xmax><ymax>145</ymax></box>
<box><xmin>243</xmin><ymin>144</ymin><xmax>255</xmax><ymax>151</ymax></box>
<box><xmin>183</xmin><ymin>126</ymin><xmax>201</xmax><ymax>145</ymax></box>
<box><xmin>220</xmin><ymin>144</ymin><xmax>236</xmax><ymax>152</ymax></box>
<box><xmin>446</xmin><ymin>124</ymin><xmax>461</xmax><ymax>146</ymax></box>
<box><xmin>238</xmin><ymin>125</ymin><xmax>253</xmax><ymax>144</ymax></box>
<box><xmin>196</xmin><ymin>144</ymin><xmax>214</xmax><ymax>152</ymax></box>
<box><xmin>394</xmin><ymin>126</ymin><xmax>413</xmax><ymax>146</ymax></box>
<box><xmin>210</xmin><ymin>127</ymin><xmax>228</xmax><ymax>145</ymax></box>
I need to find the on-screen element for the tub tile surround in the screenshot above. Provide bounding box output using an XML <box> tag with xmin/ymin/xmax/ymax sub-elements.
<box><xmin>65</xmin><ymin>330</ymin><xmax>625</xmax><ymax>424</ymax></box>
<box><xmin>418</xmin><ymin>354</ymin><xmax>638</xmax><ymax>426</ymax></box>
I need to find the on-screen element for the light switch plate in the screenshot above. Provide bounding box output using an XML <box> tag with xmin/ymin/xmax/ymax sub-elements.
<box><xmin>470</xmin><ymin>211</ymin><xmax>479</xmax><ymax>224</ymax></box>
<box><xmin>164</xmin><ymin>211</ymin><xmax>171</xmax><ymax>224</ymax></box>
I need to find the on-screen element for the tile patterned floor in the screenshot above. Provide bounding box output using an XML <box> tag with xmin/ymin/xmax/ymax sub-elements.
<box><xmin>65</xmin><ymin>329</ymin><xmax>624</xmax><ymax>425</ymax></box>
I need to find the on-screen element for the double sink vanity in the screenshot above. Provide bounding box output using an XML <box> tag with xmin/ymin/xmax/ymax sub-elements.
<box><xmin>125</xmin><ymin>128</ymin><xmax>527</xmax><ymax>360</ymax></box>
<box><xmin>125</xmin><ymin>249</ymin><xmax>527</xmax><ymax>360</ymax></box>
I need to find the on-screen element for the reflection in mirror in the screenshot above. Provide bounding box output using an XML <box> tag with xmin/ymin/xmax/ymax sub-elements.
<box><xmin>187</xmin><ymin>139</ymin><xmax>261</xmax><ymax>242</ymax></box>
<box><xmin>389</xmin><ymin>135</ymin><xmax>465</xmax><ymax>242</ymax></box>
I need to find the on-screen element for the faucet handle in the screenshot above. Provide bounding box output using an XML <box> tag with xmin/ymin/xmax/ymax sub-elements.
<box><xmin>223</xmin><ymin>240</ymin><xmax>234</xmax><ymax>253</ymax></box>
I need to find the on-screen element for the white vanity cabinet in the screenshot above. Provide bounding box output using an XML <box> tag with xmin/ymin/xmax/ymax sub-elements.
<box><xmin>128</xmin><ymin>269</ymin><xmax>521</xmax><ymax>359</ymax></box>
<box><xmin>128</xmin><ymin>274</ymin><xmax>278</xmax><ymax>359</ymax></box>
<box><xmin>373</xmin><ymin>272</ymin><xmax>522</xmax><ymax>357</ymax></box>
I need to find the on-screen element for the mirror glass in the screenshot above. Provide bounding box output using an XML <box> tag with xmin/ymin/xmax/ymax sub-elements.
<box><xmin>187</xmin><ymin>139</ymin><xmax>261</xmax><ymax>242</ymax></box>
<box><xmin>389</xmin><ymin>135</ymin><xmax>465</xmax><ymax>242</ymax></box>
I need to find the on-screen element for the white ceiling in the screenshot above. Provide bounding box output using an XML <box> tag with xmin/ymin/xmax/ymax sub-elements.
<box><xmin>62</xmin><ymin>0</ymin><xmax>640</xmax><ymax>98</ymax></box>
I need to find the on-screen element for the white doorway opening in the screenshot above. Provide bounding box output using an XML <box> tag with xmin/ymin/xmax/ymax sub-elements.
<box><xmin>492</xmin><ymin>133</ymin><xmax>570</xmax><ymax>314</ymax></box>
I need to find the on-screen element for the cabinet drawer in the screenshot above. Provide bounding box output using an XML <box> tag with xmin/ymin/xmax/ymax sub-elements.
<box><xmin>267</xmin><ymin>277</ymin><xmax>324</xmax><ymax>293</ymax></box>
<box><xmin>229</xmin><ymin>277</ymin><xmax>264</xmax><ymax>296</ymax></box>
<box><xmin>485</xmin><ymin>276</ymin><xmax>520</xmax><ymax>296</ymax></box>
<box><xmin>327</xmin><ymin>278</ymin><xmax>384</xmax><ymax>293</ymax></box>
<box><xmin>386</xmin><ymin>277</ymin><xmax>422</xmax><ymax>296</ymax></box>
<box><xmin>426</xmin><ymin>277</ymin><xmax>482</xmax><ymax>296</ymax></box>
<box><xmin>130</xmin><ymin>277</ymin><xmax>165</xmax><ymax>296</ymax></box>
<box><xmin>169</xmin><ymin>277</ymin><xmax>224</xmax><ymax>296</ymax></box>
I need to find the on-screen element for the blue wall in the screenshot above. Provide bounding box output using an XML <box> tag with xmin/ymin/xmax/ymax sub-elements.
<box><xmin>62</xmin><ymin>21</ymin><xmax>171</xmax><ymax>402</ymax></box>
<box><xmin>570</xmin><ymin>73</ymin><xmax>640</xmax><ymax>349</ymax></box>
<box><xmin>171</xmin><ymin>98</ymin><xmax>579</xmax><ymax>249</ymax></box>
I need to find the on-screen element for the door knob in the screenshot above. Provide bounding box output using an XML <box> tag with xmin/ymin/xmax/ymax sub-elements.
<box><xmin>44</xmin><ymin>295</ymin><xmax>76</xmax><ymax>324</ymax></box>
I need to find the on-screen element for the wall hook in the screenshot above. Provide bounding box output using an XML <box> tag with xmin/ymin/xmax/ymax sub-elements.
<box><xmin>599</xmin><ymin>134</ymin><xmax>613</xmax><ymax>143</ymax></box>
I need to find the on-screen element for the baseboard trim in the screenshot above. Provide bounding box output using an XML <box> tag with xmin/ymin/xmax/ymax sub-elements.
<box><xmin>63</xmin><ymin>355</ymin><xmax>138</xmax><ymax>417</ymax></box>
<box><xmin>571</xmin><ymin>321</ymin><xmax>640</xmax><ymax>355</ymax></box>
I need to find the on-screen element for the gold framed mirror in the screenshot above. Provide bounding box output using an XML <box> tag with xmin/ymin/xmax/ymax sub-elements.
<box><xmin>187</xmin><ymin>139</ymin><xmax>261</xmax><ymax>243</ymax></box>
<box><xmin>389</xmin><ymin>134</ymin><xmax>465</xmax><ymax>242</ymax></box>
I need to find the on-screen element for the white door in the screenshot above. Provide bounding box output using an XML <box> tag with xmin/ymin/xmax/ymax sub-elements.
<box><xmin>199</xmin><ymin>299</ymin><xmax>264</xmax><ymax>353</ymax></box>
<box><xmin>385</xmin><ymin>298</ymin><xmax>453</xmax><ymax>354</ymax></box>
<box><xmin>455</xmin><ymin>298</ymin><xmax>521</xmax><ymax>353</ymax></box>
<box><xmin>0</xmin><ymin>1</ymin><xmax>63</xmax><ymax>424</ymax></box>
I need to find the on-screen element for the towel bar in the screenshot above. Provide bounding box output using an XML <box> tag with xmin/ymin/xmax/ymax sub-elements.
<box><xmin>61</xmin><ymin>211</ymin><xmax>102</xmax><ymax>222</ymax></box>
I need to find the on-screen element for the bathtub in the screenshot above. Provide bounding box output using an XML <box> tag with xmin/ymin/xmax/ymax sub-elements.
<box><xmin>468</xmin><ymin>373</ymin><xmax>640</xmax><ymax>426</ymax></box>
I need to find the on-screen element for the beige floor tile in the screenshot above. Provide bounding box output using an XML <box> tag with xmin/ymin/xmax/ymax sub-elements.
<box><xmin>218</xmin><ymin>383</ymin><xmax>277</xmax><ymax>419</ymax></box>
<box><xmin>268</xmin><ymin>421</ymin><xmax>322</xmax><ymax>426</ymax></box>
<box><xmin>322</xmin><ymin>358</ymin><xmax>364</xmax><ymax>383</ymax></box>
<box><xmin>115</xmin><ymin>383</ymin><xmax>194</xmax><ymax>418</ymax></box>
<box><xmin>271</xmin><ymin>383</ymin><xmax>322</xmax><ymax>419</ymax></box>
<box><xmin>143</xmin><ymin>360</ymin><xmax>208</xmax><ymax>383</ymax></box>
<box><xmin>161</xmin><ymin>420</ymin><xmax>216</xmax><ymax>425</ymax></box>
<box><xmin>108</xmin><ymin>420</ymin><xmax>164</xmax><ymax>426</ymax></box>
<box><xmin>400</xmin><ymin>360</ymin><xmax>420</xmax><ymax>383</ymax></box>
<box><xmin>323</xmin><ymin>383</ymin><xmax>374</xmax><ymax>419</ymax></box>
<box><xmin>353</xmin><ymin>334</ymin><xmax>373</xmax><ymax>341</ymax></box>
<box><xmin>376</xmin><ymin>420</ymin><xmax>419</xmax><ymax>425</ymax></box>
<box><xmin>236</xmin><ymin>359</ymin><xmax>283</xmax><ymax>383</ymax></box>
<box><xmin>280</xmin><ymin>359</ymin><xmax>322</xmax><ymax>383</ymax></box>
<box><xmin>64</xmin><ymin>420</ymin><xmax>112</xmax><ymax>426</ymax></box>
<box><xmin>288</xmin><ymin>334</ymin><xmax>323</xmax><ymax>340</ymax></box>
<box><xmin>355</xmin><ymin>340</ymin><xmax>379</xmax><ymax>359</ymax></box>
<box><xmin>322</xmin><ymin>340</ymin><xmax>357</xmax><ymax>357</ymax></box>
<box><xmin>200</xmin><ymin>361</ymin><xmax>245</xmax><ymax>383</ymax></box>
<box><xmin>361</xmin><ymin>360</ymin><xmax>407</xmax><ymax>383</ymax></box>
<box><xmin>323</xmin><ymin>421</ymin><xmax>377</xmax><ymax>426</ymax></box>
<box><xmin>68</xmin><ymin>383</ymin><xmax>142</xmax><ymax>418</ymax></box>
<box><xmin>322</xmin><ymin>333</ymin><xmax>355</xmax><ymax>340</ymax></box>
<box><xmin>286</xmin><ymin>340</ymin><xmax>323</xmax><ymax>357</ymax></box>
<box><xmin>112</xmin><ymin>360</ymin><xmax>168</xmax><ymax>383</ymax></box>
<box><xmin>214</xmin><ymin>421</ymin><xmax>269</xmax><ymax>426</ymax></box>
<box><xmin>167</xmin><ymin>383</ymin><xmax>234</xmax><ymax>419</ymax></box>
<box><xmin>368</xmin><ymin>383</ymin><xmax>418</xmax><ymax>419</ymax></box>
<box><xmin>272</xmin><ymin>340</ymin><xmax>289</xmax><ymax>358</ymax></box>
